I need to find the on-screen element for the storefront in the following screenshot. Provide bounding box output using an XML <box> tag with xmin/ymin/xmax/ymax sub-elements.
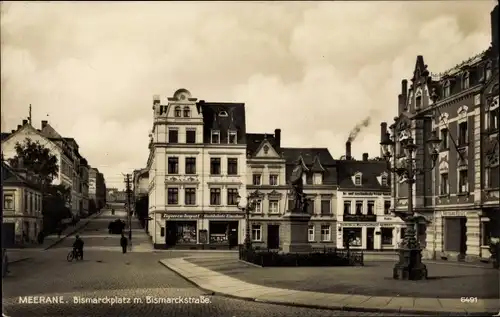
<box><xmin>206</xmin><ymin>214</ymin><xmax>242</xmax><ymax>249</ymax></box>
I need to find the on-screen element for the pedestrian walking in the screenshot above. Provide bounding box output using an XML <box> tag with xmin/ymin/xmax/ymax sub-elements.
<box><xmin>120</xmin><ymin>234</ymin><xmax>128</xmax><ymax>254</ymax></box>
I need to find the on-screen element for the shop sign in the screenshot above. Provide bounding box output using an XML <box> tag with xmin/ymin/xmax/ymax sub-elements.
<box><xmin>204</xmin><ymin>213</ymin><xmax>244</xmax><ymax>219</ymax></box>
<box><xmin>441</xmin><ymin>210</ymin><xmax>466</xmax><ymax>217</ymax></box>
<box><xmin>342</xmin><ymin>223</ymin><xmax>377</xmax><ymax>227</ymax></box>
<box><xmin>161</xmin><ymin>214</ymin><xmax>200</xmax><ymax>219</ymax></box>
<box><xmin>343</xmin><ymin>214</ymin><xmax>376</xmax><ymax>222</ymax></box>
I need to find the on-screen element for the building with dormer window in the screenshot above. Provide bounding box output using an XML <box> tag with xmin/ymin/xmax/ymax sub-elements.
<box><xmin>146</xmin><ymin>89</ymin><xmax>248</xmax><ymax>249</ymax></box>
<box><xmin>335</xmin><ymin>142</ymin><xmax>396</xmax><ymax>250</ymax></box>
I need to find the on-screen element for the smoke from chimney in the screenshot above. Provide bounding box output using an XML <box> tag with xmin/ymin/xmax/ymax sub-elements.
<box><xmin>347</xmin><ymin>116</ymin><xmax>371</xmax><ymax>143</ymax></box>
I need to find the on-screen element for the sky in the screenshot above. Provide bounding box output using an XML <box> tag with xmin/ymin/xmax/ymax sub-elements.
<box><xmin>1</xmin><ymin>1</ymin><xmax>495</xmax><ymax>190</ymax></box>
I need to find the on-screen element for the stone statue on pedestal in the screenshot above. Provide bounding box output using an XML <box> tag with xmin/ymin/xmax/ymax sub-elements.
<box><xmin>289</xmin><ymin>160</ymin><xmax>307</xmax><ymax>213</ymax></box>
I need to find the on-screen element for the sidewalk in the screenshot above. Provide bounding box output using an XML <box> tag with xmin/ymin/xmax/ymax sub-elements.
<box><xmin>160</xmin><ymin>257</ymin><xmax>500</xmax><ymax>315</ymax></box>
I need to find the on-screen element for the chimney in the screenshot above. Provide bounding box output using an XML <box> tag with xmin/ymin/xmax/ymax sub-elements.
<box><xmin>362</xmin><ymin>153</ymin><xmax>369</xmax><ymax>161</ymax></box>
<box><xmin>22</xmin><ymin>119</ymin><xmax>28</xmax><ymax>125</ymax></box>
<box><xmin>345</xmin><ymin>141</ymin><xmax>352</xmax><ymax>160</ymax></box>
<box><xmin>17</xmin><ymin>125</ymin><xmax>21</xmax><ymax>130</ymax></box>
<box><xmin>274</xmin><ymin>129</ymin><xmax>281</xmax><ymax>148</ymax></box>
<box><xmin>41</xmin><ymin>120</ymin><xmax>48</xmax><ymax>129</ymax></box>
<box><xmin>492</xmin><ymin>3</ymin><xmax>499</xmax><ymax>54</ymax></box>
<box><xmin>153</xmin><ymin>95</ymin><xmax>160</xmax><ymax>104</ymax></box>
<box><xmin>11</xmin><ymin>130</ymin><xmax>15</xmax><ymax>133</ymax></box>
<box><xmin>402</xmin><ymin>79</ymin><xmax>408</xmax><ymax>101</ymax></box>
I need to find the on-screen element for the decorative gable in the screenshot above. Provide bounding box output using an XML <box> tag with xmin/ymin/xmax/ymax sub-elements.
<box><xmin>352</xmin><ymin>172</ymin><xmax>363</xmax><ymax>186</ymax></box>
<box><xmin>255</xmin><ymin>140</ymin><xmax>280</xmax><ymax>158</ymax></box>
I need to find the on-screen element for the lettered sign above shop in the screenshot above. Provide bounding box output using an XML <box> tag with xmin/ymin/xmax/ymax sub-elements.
<box><xmin>161</xmin><ymin>214</ymin><xmax>200</xmax><ymax>219</ymax></box>
<box><xmin>204</xmin><ymin>214</ymin><xmax>244</xmax><ymax>219</ymax></box>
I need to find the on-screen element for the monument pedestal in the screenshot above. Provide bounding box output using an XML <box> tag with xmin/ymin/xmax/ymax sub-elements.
<box><xmin>280</xmin><ymin>209</ymin><xmax>312</xmax><ymax>253</ymax></box>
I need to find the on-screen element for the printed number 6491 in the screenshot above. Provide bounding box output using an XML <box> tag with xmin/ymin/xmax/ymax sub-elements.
<box><xmin>460</xmin><ymin>297</ymin><xmax>478</xmax><ymax>303</ymax></box>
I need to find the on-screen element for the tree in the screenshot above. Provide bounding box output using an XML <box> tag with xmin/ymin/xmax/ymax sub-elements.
<box><xmin>8</xmin><ymin>138</ymin><xmax>58</xmax><ymax>187</ymax></box>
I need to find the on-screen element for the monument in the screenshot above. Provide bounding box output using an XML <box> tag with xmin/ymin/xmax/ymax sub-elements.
<box><xmin>280</xmin><ymin>158</ymin><xmax>313</xmax><ymax>253</ymax></box>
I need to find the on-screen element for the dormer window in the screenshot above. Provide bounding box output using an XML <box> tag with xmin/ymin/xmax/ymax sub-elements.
<box><xmin>463</xmin><ymin>72</ymin><xmax>469</xmax><ymax>89</ymax></box>
<box><xmin>228</xmin><ymin>130</ymin><xmax>237</xmax><ymax>144</ymax></box>
<box><xmin>443</xmin><ymin>80</ymin><xmax>450</xmax><ymax>98</ymax></box>
<box><xmin>313</xmin><ymin>173</ymin><xmax>323</xmax><ymax>185</ymax></box>
<box><xmin>486</xmin><ymin>62</ymin><xmax>492</xmax><ymax>80</ymax></box>
<box><xmin>415</xmin><ymin>94</ymin><xmax>422</xmax><ymax>110</ymax></box>
<box><xmin>211</xmin><ymin>130</ymin><xmax>220</xmax><ymax>144</ymax></box>
<box><xmin>381</xmin><ymin>174</ymin><xmax>388</xmax><ymax>186</ymax></box>
<box><xmin>219</xmin><ymin>111</ymin><xmax>228</xmax><ymax>117</ymax></box>
<box><xmin>183</xmin><ymin>106</ymin><xmax>190</xmax><ymax>117</ymax></box>
<box><xmin>174</xmin><ymin>106</ymin><xmax>181</xmax><ymax>117</ymax></box>
<box><xmin>354</xmin><ymin>173</ymin><xmax>362</xmax><ymax>186</ymax></box>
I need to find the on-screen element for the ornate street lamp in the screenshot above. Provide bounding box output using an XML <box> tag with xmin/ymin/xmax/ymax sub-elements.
<box><xmin>380</xmin><ymin>120</ymin><xmax>441</xmax><ymax>280</ymax></box>
<box><xmin>236</xmin><ymin>191</ymin><xmax>259</xmax><ymax>250</ymax></box>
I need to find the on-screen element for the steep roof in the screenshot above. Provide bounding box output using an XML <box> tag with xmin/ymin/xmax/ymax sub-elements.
<box><xmin>1</xmin><ymin>132</ymin><xmax>11</xmax><ymax>141</ymax></box>
<box><xmin>246</xmin><ymin>133</ymin><xmax>279</xmax><ymax>157</ymax></box>
<box><xmin>336</xmin><ymin>159</ymin><xmax>389</xmax><ymax>191</ymax></box>
<box><xmin>1</xmin><ymin>162</ymin><xmax>41</xmax><ymax>191</ymax></box>
<box><xmin>282</xmin><ymin>147</ymin><xmax>337</xmax><ymax>185</ymax></box>
<box><xmin>198</xmin><ymin>101</ymin><xmax>246</xmax><ymax>144</ymax></box>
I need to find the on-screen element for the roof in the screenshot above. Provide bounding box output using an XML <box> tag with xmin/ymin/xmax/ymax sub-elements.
<box><xmin>430</xmin><ymin>50</ymin><xmax>488</xmax><ymax>80</ymax></box>
<box><xmin>281</xmin><ymin>147</ymin><xmax>337</xmax><ymax>185</ymax></box>
<box><xmin>1</xmin><ymin>132</ymin><xmax>10</xmax><ymax>141</ymax></box>
<box><xmin>1</xmin><ymin>162</ymin><xmax>41</xmax><ymax>191</ymax></box>
<box><xmin>246</xmin><ymin>133</ymin><xmax>279</xmax><ymax>156</ymax></box>
<box><xmin>199</xmin><ymin>101</ymin><xmax>246</xmax><ymax>144</ymax></box>
<box><xmin>336</xmin><ymin>159</ymin><xmax>389</xmax><ymax>191</ymax></box>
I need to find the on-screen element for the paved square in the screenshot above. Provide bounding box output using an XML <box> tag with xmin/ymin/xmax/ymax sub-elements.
<box><xmin>186</xmin><ymin>257</ymin><xmax>499</xmax><ymax>299</ymax></box>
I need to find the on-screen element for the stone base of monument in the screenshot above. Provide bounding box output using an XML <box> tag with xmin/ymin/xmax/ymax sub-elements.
<box><xmin>280</xmin><ymin>209</ymin><xmax>312</xmax><ymax>254</ymax></box>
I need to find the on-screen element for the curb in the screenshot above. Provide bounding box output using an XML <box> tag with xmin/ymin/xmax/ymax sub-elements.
<box><xmin>7</xmin><ymin>257</ymin><xmax>31</xmax><ymax>264</ymax></box>
<box><xmin>44</xmin><ymin>211</ymin><xmax>102</xmax><ymax>250</ymax></box>
<box><xmin>158</xmin><ymin>259</ymin><xmax>497</xmax><ymax>316</ymax></box>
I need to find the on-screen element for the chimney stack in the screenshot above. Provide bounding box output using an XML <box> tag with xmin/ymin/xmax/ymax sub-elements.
<box><xmin>274</xmin><ymin>129</ymin><xmax>281</xmax><ymax>148</ymax></box>
<box><xmin>41</xmin><ymin>120</ymin><xmax>48</xmax><ymax>129</ymax></box>
<box><xmin>11</xmin><ymin>130</ymin><xmax>15</xmax><ymax>133</ymax></box>
<box><xmin>153</xmin><ymin>95</ymin><xmax>160</xmax><ymax>104</ymax></box>
<box><xmin>380</xmin><ymin>122</ymin><xmax>387</xmax><ymax>143</ymax></box>
<box><xmin>345</xmin><ymin>141</ymin><xmax>352</xmax><ymax>160</ymax></box>
<box><xmin>17</xmin><ymin>125</ymin><xmax>21</xmax><ymax>130</ymax></box>
<box><xmin>362</xmin><ymin>153</ymin><xmax>369</xmax><ymax>161</ymax></box>
<box><xmin>22</xmin><ymin>119</ymin><xmax>28</xmax><ymax>125</ymax></box>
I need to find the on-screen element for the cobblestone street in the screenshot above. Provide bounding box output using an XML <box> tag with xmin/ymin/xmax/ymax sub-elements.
<box><xmin>2</xmin><ymin>210</ymin><xmax>409</xmax><ymax>317</ymax></box>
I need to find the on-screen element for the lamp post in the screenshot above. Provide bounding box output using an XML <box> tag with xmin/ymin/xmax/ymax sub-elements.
<box><xmin>380</xmin><ymin>120</ymin><xmax>441</xmax><ymax>280</ymax></box>
<box><xmin>236</xmin><ymin>192</ymin><xmax>258</xmax><ymax>250</ymax></box>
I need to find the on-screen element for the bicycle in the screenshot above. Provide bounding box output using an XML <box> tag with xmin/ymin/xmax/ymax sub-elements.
<box><xmin>67</xmin><ymin>249</ymin><xmax>83</xmax><ymax>262</ymax></box>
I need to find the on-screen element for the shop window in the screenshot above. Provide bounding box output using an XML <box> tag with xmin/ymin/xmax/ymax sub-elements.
<box><xmin>308</xmin><ymin>225</ymin><xmax>315</xmax><ymax>242</ymax></box>
<box><xmin>343</xmin><ymin>201</ymin><xmax>351</xmax><ymax>215</ymax></box>
<box><xmin>210</xmin><ymin>188</ymin><xmax>221</xmax><ymax>205</ymax></box>
<box><xmin>251</xmin><ymin>225</ymin><xmax>262</xmax><ymax>241</ymax></box>
<box><xmin>381</xmin><ymin>228</ymin><xmax>393</xmax><ymax>245</ymax></box>
<box><xmin>320</xmin><ymin>225</ymin><xmax>331</xmax><ymax>241</ymax></box>
<box><xmin>343</xmin><ymin>228</ymin><xmax>362</xmax><ymax>247</ymax></box>
<box><xmin>175</xmin><ymin>222</ymin><xmax>197</xmax><ymax>244</ymax></box>
<box><xmin>209</xmin><ymin>222</ymin><xmax>229</xmax><ymax>244</ymax></box>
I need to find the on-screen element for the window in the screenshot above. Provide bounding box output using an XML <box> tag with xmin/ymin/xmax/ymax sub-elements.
<box><xmin>227</xmin><ymin>158</ymin><xmax>238</xmax><ymax>175</ymax></box>
<box><xmin>210</xmin><ymin>188</ymin><xmax>221</xmax><ymax>205</ymax></box>
<box><xmin>459</xmin><ymin>170</ymin><xmax>469</xmax><ymax>193</ymax></box>
<box><xmin>211</xmin><ymin>130</ymin><xmax>220</xmax><ymax>144</ymax></box>
<box><xmin>354</xmin><ymin>174</ymin><xmax>362</xmax><ymax>186</ymax></box>
<box><xmin>367</xmin><ymin>201</ymin><xmax>375</xmax><ymax>215</ymax></box>
<box><xmin>321</xmin><ymin>199</ymin><xmax>331</xmax><ymax>215</ymax></box>
<box><xmin>443</xmin><ymin>81</ymin><xmax>450</xmax><ymax>98</ymax></box>
<box><xmin>486</xmin><ymin>166</ymin><xmax>499</xmax><ymax>188</ymax></box>
<box><xmin>183</xmin><ymin>106</ymin><xmax>190</xmax><ymax>117</ymax></box>
<box><xmin>167</xmin><ymin>188</ymin><xmax>179</xmax><ymax>205</ymax></box>
<box><xmin>254</xmin><ymin>200</ymin><xmax>262</xmax><ymax>213</ymax></box>
<box><xmin>458</xmin><ymin>121</ymin><xmax>468</xmax><ymax>145</ymax></box>
<box><xmin>343</xmin><ymin>201</ymin><xmax>351</xmax><ymax>215</ymax></box>
<box><xmin>251</xmin><ymin>225</ymin><xmax>262</xmax><ymax>241</ymax></box>
<box><xmin>269</xmin><ymin>200</ymin><xmax>279</xmax><ymax>213</ymax></box>
<box><xmin>384</xmin><ymin>201</ymin><xmax>391</xmax><ymax>214</ymax></box>
<box><xmin>288</xmin><ymin>199</ymin><xmax>294</xmax><ymax>211</ymax></box>
<box><xmin>486</xmin><ymin>63</ymin><xmax>492</xmax><ymax>80</ymax></box>
<box><xmin>167</xmin><ymin>157</ymin><xmax>179</xmax><ymax>174</ymax></box>
<box><xmin>210</xmin><ymin>158</ymin><xmax>221</xmax><ymax>175</ymax></box>
<box><xmin>489</xmin><ymin>108</ymin><xmax>499</xmax><ymax>131</ymax></box>
<box><xmin>228</xmin><ymin>131</ymin><xmax>237</xmax><ymax>144</ymax></box>
<box><xmin>168</xmin><ymin>129</ymin><xmax>178</xmax><ymax>143</ymax></box>
<box><xmin>344</xmin><ymin>228</ymin><xmax>362</xmax><ymax>247</ymax></box>
<box><xmin>252</xmin><ymin>174</ymin><xmax>262</xmax><ymax>185</ymax></box>
<box><xmin>463</xmin><ymin>72</ymin><xmax>469</xmax><ymax>89</ymax></box>
<box><xmin>174</xmin><ymin>106</ymin><xmax>181</xmax><ymax>117</ymax></box>
<box><xmin>440</xmin><ymin>173</ymin><xmax>449</xmax><ymax>195</ymax></box>
<box><xmin>415</xmin><ymin>95</ymin><xmax>421</xmax><ymax>109</ymax></box>
<box><xmin>355</xmin><ymin>201</ymin><xmax>363</xmax><ymax>215</ymax></box>
<box><xmin>320</xmin><ymin>225</ymin><xmax>331</xmax><ymax>241</ymax></box>
<box><xmin>3</xmin><ymin>194</ymin><xmax>14</xmax><ymax>209</ymax></box>
<box><xmin>308</xmin><ymin>225</ymin><xmax>315</xmax><ymax>242</ymax></box>
<box><xmin>306</xmin><ymin>198</ymin><xmax>315</xmax><ymax>215</ymax></box>
<box><xmin>306</xmin><ymin>173</ymin><xmax>313</xmax><ymax>184</ymax></box>
<box><xmin>313</xmin><ymin>173</ymin><xmax>323</xmax><ymax>185</ymax></box>
<box><xmin>186</xmin><ymin>129</ymin><xmax>196</xmax><ymax>143</ymax></box>
<box><xmin>440</xmin><ymin>128</ymin><xmax>449</xmax><ymax>149</ymax></box>
<box><xmin>381</xmin><ymin>228</ymin><xmax>393</xmax><ymax>245</ymax></box>
<box><xmin>269</xmin><ymin>174</ymin><xmax>278</xmax><ymax>186</ymax></box>
<box><xmin>185</xmin><ymin>157</ymin><xmax>196</xmax><ymax>174</ymax></box>
<box><xmin>381</xmin><ymin>175</ymin><xmax>388</xmax><ymax>186</ymax></box>
<box><xmin>30</xmin><ymin>193</ymin><xmax>34</xmax><ymax>213</ymax></box>
<box><xmin>185</xmin><ymin>188</ymin><xmax>196</xmax><ymax>205</ymax></box>
<box><xmin>24</xmin><ymin>192</ymin><xmax>28</xmax><ymax>212</ymax></box>
<box><xmin>227</xmin><ymin>188</ymin><xmax>239</xmax><ymax>205</ymax></box>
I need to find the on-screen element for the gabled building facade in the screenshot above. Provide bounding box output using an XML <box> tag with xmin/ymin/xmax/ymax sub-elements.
<box><xmin>389</xmin><ymin>3</ymin><xmax>499</xmax><ymax>261</ymax></box>
<box><xmin>146</xmin><ymin>89</ymin><xmax>248</xmax><ymax>249</ymax></box>
<box><xmin>89</xmin><ymin>167</ymin><xmax>106</xmax><ymax>213</ymax></box>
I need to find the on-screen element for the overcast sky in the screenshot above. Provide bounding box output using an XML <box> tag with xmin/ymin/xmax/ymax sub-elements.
<box><xmin>1</xmin><ymin>1</ymin><xmax>495</xmax><ymax>190</ymax></box>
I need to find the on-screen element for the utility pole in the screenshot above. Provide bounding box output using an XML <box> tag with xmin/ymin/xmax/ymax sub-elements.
<box><xmin>124</xmin><ymin>174</ymin><xmax>132</xmax><ymax>242</ymax></box>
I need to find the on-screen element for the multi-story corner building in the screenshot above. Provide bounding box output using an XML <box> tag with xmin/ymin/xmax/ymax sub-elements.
<box><xmin>89</xmin><ymin>167</ymin><xmax>106</xmax><ymax>213</ymax></box>
<box><xmin>389</xmin><ymin>3</ymin><xmax>499</xmax><ymax>261</ymax></box>
<box><xmin>146</xmin><ymin>89</ymin><xmax>247</xmax><ymax>249</ymax></box>
<box><xmin>1</xmin><ymin>162</ymin><xmax>43</xmax><ymax>247</ymax></box>
<box><xmin>335</xmin><ymin>142</ymin><xmax>397</xmax><ymax>250</ymax></box>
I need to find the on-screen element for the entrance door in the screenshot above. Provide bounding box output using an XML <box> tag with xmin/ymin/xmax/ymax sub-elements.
<box><xmin>228</xmin><ymin>221</ymin><xmax>238</xmax><ymax>249</ymax></box>
<box><xmin>366</xmin><ymin>227</ymin><xmax>375</xmax><ymax>250</ymax></box>
<box><xmin>267</xmin><ymin>225</ymin><xmax>280</xmax><ymax>249</ymax></box>
<box><xmin>459</xmin><ymin>217</ymin><xmax>467</xmax><ymax>258</ymax></box>
<box><xmin>165</xmin><ymin>221</ymin><xmax>177</xmax><ymax>247</ymax></box>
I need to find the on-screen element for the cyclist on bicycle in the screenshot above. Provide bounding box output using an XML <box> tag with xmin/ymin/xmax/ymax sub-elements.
<box><xmin>73</xmin><ymin>235</ymin><xmax>84</xmax><ymax>260</ymax></box>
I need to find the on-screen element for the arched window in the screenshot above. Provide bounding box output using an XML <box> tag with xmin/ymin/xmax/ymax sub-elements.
<box><xmin>174</xmin><ymin>106</ymin><xmax>181</xmax><ymax>117</ymax></box>
<box><xmin>183</xmin><ymin>106</ymin><xmax>190</xmax><ymax>117</ymax></box>
<box><xmin>486</xmin><ymin>62</ymin><xmax>492</xmax><ymax>80</ymax></box>
<box><xmin>443</xmin><ymin>80</ymin><xmax>451</xmax><ymax>98</ymax></box>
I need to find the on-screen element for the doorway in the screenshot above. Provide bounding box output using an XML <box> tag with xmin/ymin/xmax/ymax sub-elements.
<box><xmin>366</xmin><ymin>227</ymin><xmax>375</xmax><ymax>250</ymax></box>
<box><xmin>267</xmin><ymin>225</ymin><xmax>280</xmax><ymax>249</ymax></box>
<box><xmin>165</xmin><ymin>221</ymin><xmax>177</xmax><ymax>247</ymax></box>
<box><xmin>459</xmin><ymin>217</ymin><xmax>467</xmax><ymax>257</ymax></box>
<box><xmin>228</xmin><ymin>221</ymin><xmax>239</xmax><ymax>249</ymax></box>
